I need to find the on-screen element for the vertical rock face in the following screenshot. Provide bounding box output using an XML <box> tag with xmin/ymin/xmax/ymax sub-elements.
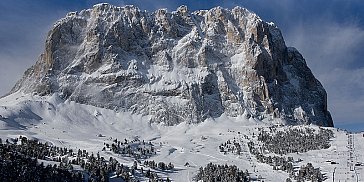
<box><xmin>11</xmin><ymin>4</ymin><xmax>333</xmax><ymax>126</ymax></box>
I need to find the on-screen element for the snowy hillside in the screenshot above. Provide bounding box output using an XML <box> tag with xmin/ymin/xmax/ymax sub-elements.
<box><xmin>0</xmin><ymin>92</ymin><xmax>362</xmax><ymax>181</ymax></box>
<box><xmin>10</xmin><ymin>4</ymin><xmax>332</xmax><ymax>126</ymax></box>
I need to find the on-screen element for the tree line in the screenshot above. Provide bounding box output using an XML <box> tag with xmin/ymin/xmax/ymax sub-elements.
<box><xmin>194</xmin><ymin>162</ymin><xmax>251</xmax><ymax>182</ymax></box>
<box><xmin>0</xmin><ymin>136</ymin><xmax>175</xmax><ymax>181</ymax></box>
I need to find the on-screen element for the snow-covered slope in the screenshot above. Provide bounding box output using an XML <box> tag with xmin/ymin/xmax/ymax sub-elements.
<box><xmin>0</xmin><ymin>92</ymin><xmax>362</xmax><ymax>181</ymax></box>
<box><xmin>9</xmin><ymin>4</ymin><xmax>333</xmax><ymax>126</ymax></box>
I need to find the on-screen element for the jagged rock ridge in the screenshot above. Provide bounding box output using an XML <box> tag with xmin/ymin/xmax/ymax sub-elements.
<box><xmin>11</xmin><ymin>4</ymin><xmax>333</xmax><ymax>126</ymax></box>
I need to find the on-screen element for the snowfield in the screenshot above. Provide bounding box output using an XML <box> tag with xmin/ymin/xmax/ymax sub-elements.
<box><xmin>0</xmin><ymin>92</ymin><xmax>363</xmax><ymax>181</ymax></box>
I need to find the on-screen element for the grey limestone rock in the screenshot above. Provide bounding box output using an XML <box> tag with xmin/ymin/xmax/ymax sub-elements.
<box><xmin>11</xmin><ymin>4</ymin><xmax>333</xmax><ymax>126</ymax></box>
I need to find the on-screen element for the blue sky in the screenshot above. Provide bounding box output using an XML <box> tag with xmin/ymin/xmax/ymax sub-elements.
<box><xmin>0</xmin><ymin>0</ymin><xmax>363</xmax><ymax>132</ymax></box>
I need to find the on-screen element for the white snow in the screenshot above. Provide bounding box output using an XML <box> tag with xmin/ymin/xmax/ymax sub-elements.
<box><xmin>1</xmin><ymin>92</ymin><xmax>363</xmax><ymax>181</ymax></box>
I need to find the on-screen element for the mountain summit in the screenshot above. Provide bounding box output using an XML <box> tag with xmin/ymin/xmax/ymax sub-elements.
<box><xmin>10</xmin><ymin>4</ymin><xmax>333</xmax><ymax>126</ymax></box>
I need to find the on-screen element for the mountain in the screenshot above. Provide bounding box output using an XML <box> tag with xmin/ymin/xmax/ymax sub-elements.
<box><xmin>9</xmin><ymin>4</ymin><xmax>333</xmax><ymax>126</ymax></box>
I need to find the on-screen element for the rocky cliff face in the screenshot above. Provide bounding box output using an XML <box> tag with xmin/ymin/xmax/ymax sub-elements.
<box><xmin>11</xmin><ymin>4</ymin><xmax>333</xmax><ymax>126</ymax></box>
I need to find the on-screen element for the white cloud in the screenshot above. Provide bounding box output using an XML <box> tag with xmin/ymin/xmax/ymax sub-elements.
<box><xmin>285</xmin><ymin>21</ymin><xmax>364</xmax><ymax>72</ymax></box>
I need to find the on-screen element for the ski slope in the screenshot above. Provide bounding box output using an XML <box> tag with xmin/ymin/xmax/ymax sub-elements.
<box><xmin>0</xmin><ymin>92</ymin><xmax>363</xmax><ymax>181</ymax></box>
